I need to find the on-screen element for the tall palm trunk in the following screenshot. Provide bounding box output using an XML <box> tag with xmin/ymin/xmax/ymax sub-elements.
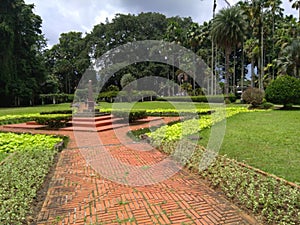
<box><xmin>251</xmin><ymin>57</ymin><xmax>255</xmax><ymax>87</ymax></box>
<box><xmin>225</xmin><ymin>48</ymin><xmax>231</xmax><ymax>101</ymax></box>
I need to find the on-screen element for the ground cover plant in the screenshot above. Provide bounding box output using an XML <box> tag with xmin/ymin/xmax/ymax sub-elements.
<box><xmin>0</xmin><ymin>132</ymin><xmax>63</xmax><ymax>225</ymax></box>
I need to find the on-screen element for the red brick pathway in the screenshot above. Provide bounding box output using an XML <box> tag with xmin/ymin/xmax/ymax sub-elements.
<box><xmin>0</xmin><ymin>117</ymin><xmax>260</xmax><ymax>225</ymax></box>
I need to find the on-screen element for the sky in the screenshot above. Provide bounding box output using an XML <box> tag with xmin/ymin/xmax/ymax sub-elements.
<box><xmin>24</xmin><ymin>0</ymin><xmax>298</xmax><ymax>47</ymax></box>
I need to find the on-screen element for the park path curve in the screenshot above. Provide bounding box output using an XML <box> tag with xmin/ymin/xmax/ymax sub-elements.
<box><xmin>0</xmin><ymin>117</ymin><xmax>260</xmax><ymax>225</ymax></box>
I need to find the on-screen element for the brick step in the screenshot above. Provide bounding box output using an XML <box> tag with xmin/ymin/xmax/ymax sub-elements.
<box><xmin>26</xmin><ymin>121</ymin><xmax>39</xmax><ymax>125</ymax></box>
<box><xmin>60</xmin><ymin>122</ymin><xmax>127</xmax><ymax>132</ymax></box>
<box><xmin>68</xmin><ymin>118</ymin><xmax>123</xmax><ymax>128</ymax></box>
<box><xmin>72</xmin><ymin>114</ymin><xmax>112</xmax><ymax>122</ymax></box>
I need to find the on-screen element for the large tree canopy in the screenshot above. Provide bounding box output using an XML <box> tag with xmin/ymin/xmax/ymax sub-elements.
<box><xmin>0</xmin><ymin>0</ymin><xmax>46</xmax><ymax>106</ymax></box>
<box><xmin>1</xmin><ymin>2</ymin><xmax>300</xmax><ymax>106</ymax></box>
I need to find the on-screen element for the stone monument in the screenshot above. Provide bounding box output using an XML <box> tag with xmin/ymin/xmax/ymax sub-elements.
<box><xmin>87</xmin><ymin>80</ymin><xmax>95</xmax><ymax>112</ymax></box>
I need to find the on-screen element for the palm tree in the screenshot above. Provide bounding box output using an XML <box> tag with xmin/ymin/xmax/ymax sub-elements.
<box><xmin>289</xmin><ymin>0</ymin><xmax>300</xmax><ymax>22</ymax></box>
<box><xmin>277</xmin><ymin>39</ymin><xmax>300</xmax><ymax>77</ymax></box>
<box><xmin>165</xmin><ymin>20</ymin><xmax>183</xmax><ymax>96</ymax></box>
<box><xmin>187</xmin><ymin>22</ymin><xmax>202</xmax><ymax>94</ymax></box>
<box><xmin>211</xmin><ymin>6</ymin><xmax>247</xmax><ymax>100</ymax></box>
<box><xmin>244</xmin><ymin>38</ymin><xmax>260</xmax><ymax>87</ymax></box>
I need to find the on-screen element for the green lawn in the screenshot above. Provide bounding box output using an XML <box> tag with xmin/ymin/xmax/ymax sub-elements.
<box><xmin>99</xmin><ymin>101</ymin><xmax>212</xmax><ymax>111</ymax></box>
<box><xmin>0</xmin><ymin>101</ymin><xmax>213</xmax><ymax>116</ymax></box>
<box><xmin>198</xmin><ymin>110</ymin><xmax>300</xmax><ymax>183</ymax></box>
<box><xmin>0</xmin><ymin>103</ymin><xmax>71</xmax><ymax>116</ymax></box>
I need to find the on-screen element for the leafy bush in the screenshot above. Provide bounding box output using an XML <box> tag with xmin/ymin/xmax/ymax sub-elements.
<box><xmin>242</xmin><ymin>87</ymin><xmax>265</xmax><ymax>107</ymax></box>
<box><xmin>265</xmin><ymin>75</ymin><xmax>300</xmax><ymax>108</ymax></box>
<box><xmin>112</xmin><ymin>110</ymin><xmax>147</xmax><ymax>123</ymax></box>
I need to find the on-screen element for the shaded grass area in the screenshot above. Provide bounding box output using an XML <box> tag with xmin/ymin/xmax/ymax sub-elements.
<box><xmin>198</xmin><ymin>110</ymin><xmax>300</xmax><ymax>183</ymax></box>
<box><xmin>0</xmin><ymin>103</ymin><xmax>71</xmax><ymax>116</ymax></box>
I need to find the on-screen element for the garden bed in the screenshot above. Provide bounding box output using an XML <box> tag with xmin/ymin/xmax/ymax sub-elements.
<box><xmin>0</xmin><ymin>132</ymin><xmax>65</xmax><ymax>225</ymax></box>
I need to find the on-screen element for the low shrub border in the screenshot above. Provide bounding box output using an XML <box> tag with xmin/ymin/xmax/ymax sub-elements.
<box><xmin>147</xmin><ymin>107</ymin><xmax>255</xmax><ymax>145</ymax></box>
<box><xmin>100</xmin><ymin>108</ymin><xmax>214</xmax><ymax>118</ymax></box>
<box><xmin>39</xmin><ymin>110</ymin><xmax>72</xmax><ymax>115</ymax></box>
<box><xmin>156</xmin><ymin>94</ymin><xmax>237</xmax><ymax>103</ymax></box>
<box><xmin>0</xmin><ymin>114</ymin><xmax>40</xmax><ymax>125</ymax></box>
<box><xmin>111</xmin><ymin>110</ymin><xmax>147</xmax><ymax>123</ymax></box>
<box><xmin>34</xmin><ymin>115</ymin><xmax>72</xmax><ymax>128</ymax></box>
<box><xmin>158</xmin><ymin>140</ymin><xmax>299</xmax><ymax>225</ymax></box>
<box><xmin>0</xmin><ymin>114</ymin><xmax>71</xmax><ymax>127</ymax></box>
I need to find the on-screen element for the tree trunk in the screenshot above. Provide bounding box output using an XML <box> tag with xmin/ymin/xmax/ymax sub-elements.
<box><xmin>251</xmin><ymin>57</ymin><xmax>255</xmax><ymax>87</ymax></box>
<box><xmin>225</xmin><ymin>48</ymin><xmax>230</xmax><ymax>101</ymax></box>
<box><xmin>241</xmin><ymin>44</ymin><xmax>244</xmax><ymax>92</ymax></box>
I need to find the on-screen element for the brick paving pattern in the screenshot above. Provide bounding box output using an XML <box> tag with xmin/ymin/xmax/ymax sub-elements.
<box><xmin>0</xmin><ymin>117</ymin><xmax>260</xmax><ymax>225</ymax></box>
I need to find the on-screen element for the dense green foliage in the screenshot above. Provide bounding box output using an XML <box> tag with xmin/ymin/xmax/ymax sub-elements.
<box><xmin>265</xmin><ymin>75</ymin><xmax>300</xmax><ymax>107</ymax></box>
<box><xmin>0</xmin><ymin>133</ymin><xmax>62</xmax><ymax>224</ymax></box>
<box><xmin>0</xmin><ymin>0</ymin><xmax>46</xmax><ymax>106</ymax></box>
<box><xmin>1</xmin><ymin>1</ymin><xmax>300</xmax><ymax>106</ymax></box>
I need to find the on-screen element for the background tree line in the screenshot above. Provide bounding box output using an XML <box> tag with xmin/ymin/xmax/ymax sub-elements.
<box><xmin>0</xmin><ymin>0</ymin><xmax>299</xmax><ymax>106</ymax></box>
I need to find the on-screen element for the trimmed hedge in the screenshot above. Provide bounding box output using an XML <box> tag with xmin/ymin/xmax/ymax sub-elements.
<box><xmin>112</xmin><ymin>110</ymin><xmax>147</xmax><ymax>123</ymax></box>
<box><xmin>34</xmin><ymin>115</ymin><xmax>71</xmax><ymax>128</ymax></box>
<box><xmin>40</xmin><ymin>110</ymin><xmax>72</xmax><ymax>115</ymax></box>
<box><xmin>156</xmin><ymin>94</ymin><xmax>236</xmax><ymax>103</ymax></box>
<box><xmin>0</xmin><ymin>116</ymin><xmax>35</xmax><ymax>125</ymax></box>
